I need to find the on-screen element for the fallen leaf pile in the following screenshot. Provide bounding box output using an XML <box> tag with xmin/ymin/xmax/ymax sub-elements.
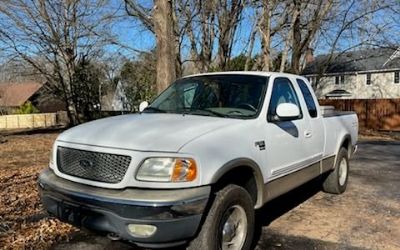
<box><xmin>0</xmin><ymin>133</ymin><xmax>77</xmax><ymax>249</ymax></box>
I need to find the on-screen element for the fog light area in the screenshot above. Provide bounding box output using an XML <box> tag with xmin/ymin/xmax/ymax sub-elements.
<box><xmin>127</xmin><ymin>224</ymin><xmax>157</xmax><ymax>238</ymax></box>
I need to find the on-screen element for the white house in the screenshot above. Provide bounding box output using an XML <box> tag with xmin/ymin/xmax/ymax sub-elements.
<box><xmin>302</xmin><ymin>47</ymin><xmax>400</xmax><ymax>99</ymax></box>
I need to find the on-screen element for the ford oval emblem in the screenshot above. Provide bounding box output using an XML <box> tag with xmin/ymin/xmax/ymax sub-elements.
<box><xmin>79</xmin><ymin>159</ymin><xmax>94</xmax><ymax>168</ymax></box>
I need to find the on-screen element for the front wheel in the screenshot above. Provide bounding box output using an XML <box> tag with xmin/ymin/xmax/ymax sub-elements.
<box><xmin>188</xmin><ymin>184</ymin><xmax>255</xmax><ymax>250</ymax></box>
<box><xmin>322</xmin><ymin>147</ymin><xmax>349</xmax><ymax>194</ymax></box>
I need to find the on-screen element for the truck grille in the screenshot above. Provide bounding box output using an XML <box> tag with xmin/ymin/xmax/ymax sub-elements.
<box><xmin>57</xmin><ymin>146</ymin><xmax>131</xmax><ymax>183</ymax></box>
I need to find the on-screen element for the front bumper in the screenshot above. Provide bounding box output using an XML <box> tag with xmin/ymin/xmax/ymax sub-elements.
<box><xmin>38</xmin><ymin>169</ymin><xmax>210</xmax><ymax>248</ymax></box>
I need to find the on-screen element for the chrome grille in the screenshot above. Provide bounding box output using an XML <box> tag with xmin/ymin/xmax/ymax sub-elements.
<box><xmin>57</xmin><ymin>146</ymin><xmax>131</xmax><ymax>183</ymax></box>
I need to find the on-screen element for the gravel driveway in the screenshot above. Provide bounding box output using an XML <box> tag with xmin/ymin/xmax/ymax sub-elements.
<box><xmin>53</xmin><ymin>140</ymin><xmax>400</xmax><ymax>250</ymax></box>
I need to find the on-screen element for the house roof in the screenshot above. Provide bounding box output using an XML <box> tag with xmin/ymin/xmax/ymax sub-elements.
<box><xmin>0</xmin><ymin>82</ymin><xmax>43</xmax><ymax>107</ymax></box>
<box><xmin>303</xmin><ymin>47</ymin><xmax>400</xmax><ymax>75</ymax></box>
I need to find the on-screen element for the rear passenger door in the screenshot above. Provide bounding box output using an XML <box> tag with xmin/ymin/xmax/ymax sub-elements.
<box><xmin>296</xmin><ymin>78</ymin><xmax>324</xmax><ymax>161</ymax></box>
<box><xmin>264</xmin><ymin>77</ymin><xmax>309</xmax><ymax>180</ymax></box>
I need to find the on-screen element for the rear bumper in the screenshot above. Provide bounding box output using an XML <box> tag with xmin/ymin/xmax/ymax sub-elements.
<box><xmin>351</xmin><ymin>144</ymin><xmax>358</xmax><ymax>157</ymax></box>
<box><xmin>38</xmin><ymin>169</ymin><xmax>210</xmax><ymax>248</ymax></box>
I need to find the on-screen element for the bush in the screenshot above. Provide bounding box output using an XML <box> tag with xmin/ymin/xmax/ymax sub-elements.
<box><xmin>15</xmin><ymin>101</ymin><xmax>39</xmax><ymax>114</ymax></box>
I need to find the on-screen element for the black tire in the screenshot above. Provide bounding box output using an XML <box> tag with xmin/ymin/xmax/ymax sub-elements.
<box><xmin>322</xmin><ymin>147</ymin><xmax>349</xmax><ymax>194</ymax></box>
<box><xmin>188</xmin><ymin>184</ymin><xmax>255</xmax><ymax>250</ymax></box>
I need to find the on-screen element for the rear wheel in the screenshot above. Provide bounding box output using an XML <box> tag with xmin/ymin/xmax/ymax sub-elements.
<box><xmin>322</xmin><ymin>147</ymin><xmax>349</xmax><ymax>194</ymax></box>
<box><xmin>188</xmin><ymin>184</ymin><xmax>254</xmax><ymax>250</ymax></box>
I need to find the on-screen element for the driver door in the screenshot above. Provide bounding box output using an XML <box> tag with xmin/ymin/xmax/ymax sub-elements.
<box><xmin>263</xmin><ymin>77</ymin><xmax>309</xmax><ymax>181</ymax></box>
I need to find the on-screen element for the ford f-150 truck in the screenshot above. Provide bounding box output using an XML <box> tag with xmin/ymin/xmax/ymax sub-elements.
<box><xmin>38</xmin><ymin>72</ymin><xmax>358</xmax><ymax>250</ymax></box>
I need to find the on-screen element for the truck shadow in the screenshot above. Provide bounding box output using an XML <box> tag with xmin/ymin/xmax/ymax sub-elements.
<box><xmin>252</xmin><ymin>177</ymin><xmax>323</xmax><ymax>247</ymax></box>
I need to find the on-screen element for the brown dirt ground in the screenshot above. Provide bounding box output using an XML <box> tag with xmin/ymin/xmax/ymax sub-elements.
<box><xmin>0</xmin><ymin>132</ymin><xmax>399</xmax><ymax>250</ymax></box>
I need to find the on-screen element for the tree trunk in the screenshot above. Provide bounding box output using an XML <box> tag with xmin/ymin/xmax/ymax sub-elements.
<box><xmin>260</xmin><ymin>0</ymin><xmax>272</xmax><ymax>71</ymax></box>
<box><xmin>153</xmin><ymin>0</ymin><xmax>176</xmax><ymax>94</ymax></box>
<box><xmin>280</xmin><ymin>6</ymin><xmax>299</xmax><ymax>72</ymax></box>
<box><xmin>291</xmin><ymin>1</ymin><xmax>302</xmax><ymax>74</ymax></box>
<box><xmin>245</xmin><ymin>15</ymin><xmax>259</xmax><ymax>71</ymax></box>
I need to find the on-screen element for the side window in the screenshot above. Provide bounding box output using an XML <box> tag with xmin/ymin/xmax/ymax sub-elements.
<box><xmin>297</xmin><ymin>79</ymin><xmax>318</xmax><ymax>118</ymax></box>
<box><xmin>267</xmin><ymin>77</ymin><xmax>302</xmax><ymax>122</ymax></box>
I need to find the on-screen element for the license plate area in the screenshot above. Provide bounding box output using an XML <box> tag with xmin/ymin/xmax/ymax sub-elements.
<box><xmin>57</xmin><ymin>201</ymin><xmax>84</xmax><ymax>226</ymax></box>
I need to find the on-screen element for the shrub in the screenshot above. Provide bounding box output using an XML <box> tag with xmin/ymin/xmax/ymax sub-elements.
<box><xmin>15</xmin><ymin>101</ymin><xmax>39</xmax><ymax>114</ymax></box>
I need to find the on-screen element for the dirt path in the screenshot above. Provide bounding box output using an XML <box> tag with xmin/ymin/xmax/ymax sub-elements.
<box><xmin>0</xmin><ymin>134</ymin><xmax>399</xmax><ymax>249</ymax></box>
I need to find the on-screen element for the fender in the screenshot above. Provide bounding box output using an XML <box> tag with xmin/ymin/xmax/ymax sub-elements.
<box><xmin>211</xmin><ymin>158</ymin><xmax>265</xmax><ymax>209</ymax></box>
<box><xmin>335</xmin><ymin>134</ymin><xmax>352</xmax><ymax>166</ymax></box>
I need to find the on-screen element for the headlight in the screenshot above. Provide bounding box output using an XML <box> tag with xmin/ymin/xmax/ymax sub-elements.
<box><xmin>136</xmin><ymin>157</ymin><xmax>197</xmax><ymax>182</ymax></box>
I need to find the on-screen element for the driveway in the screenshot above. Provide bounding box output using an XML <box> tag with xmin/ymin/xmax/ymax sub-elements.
<box><xmin>54</xmin><ymin>140</ymin><xmax>400</xmax><ymax>250</ymax></box>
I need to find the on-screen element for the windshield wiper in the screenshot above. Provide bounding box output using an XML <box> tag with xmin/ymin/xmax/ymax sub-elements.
<box><xmin>188</xmin><ymin>109</ymin><xmax>226</xmax><ymax>118</ymax></box>
<box><xmin>142</xmin><ymin>106</ymin><xmax>167</xmax><ymax>113</ymax></box>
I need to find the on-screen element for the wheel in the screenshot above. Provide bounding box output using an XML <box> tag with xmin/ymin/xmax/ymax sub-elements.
<box><xmin>322</xmin><ymin>147</ymin><xmax>349</xmax><ymax>194</ymax></box>
<box><xmin>188</xmin><ymin>184</ymin><xmax>255</xmax><ymax>250</ymax></box>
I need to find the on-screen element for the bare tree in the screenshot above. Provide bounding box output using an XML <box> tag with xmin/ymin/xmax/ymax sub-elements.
<box><xmin>290</xmin><ymin>0</ymin><xmax>334</xmax><ymax>74</ymax></box>
<box><xmin>310</xmin><ymin>0</ymin><xmax>395</xmax><ymax>87</ymax></box>
<box><xmin>125</xmin><ymin>0</ymin><xmax>177</xmax><ymax>93</ymax></box>
<box><xmin>0</xmin><ymin>0</ymin><xmax>119</xmax><ymax>124</ymax></box>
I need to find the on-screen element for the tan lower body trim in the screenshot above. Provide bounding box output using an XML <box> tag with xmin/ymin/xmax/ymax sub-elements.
<box><xmin>262</xmin><ymin>155</ymin><xmax>336</xmax><ymax>203</ymax></box>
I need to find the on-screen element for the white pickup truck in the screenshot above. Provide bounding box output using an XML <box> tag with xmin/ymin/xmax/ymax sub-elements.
<box><xmin>38</xmin><ymin>72</ymin><xmax>358</xmax><ymax>250</ymax></box>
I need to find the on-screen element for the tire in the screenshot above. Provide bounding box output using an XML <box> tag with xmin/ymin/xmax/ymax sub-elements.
<box><xmin>322</xmin><ymin>147</ymin><xmax>349</xmax><ymax>194</ymax></box>
<box><xmin>188</xmin><ymin>184</ymin><xmax>255</xmax><ymax>250</ymax></box>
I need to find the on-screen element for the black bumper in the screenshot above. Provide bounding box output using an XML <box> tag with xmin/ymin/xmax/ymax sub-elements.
<box><xmin>38</xmin><ymin>169</ymin><xmax>210</xmax><ymax>248</ymax></box>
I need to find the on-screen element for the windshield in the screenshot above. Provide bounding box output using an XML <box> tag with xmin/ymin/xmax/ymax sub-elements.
<box><xmin>145</xmin><ymin>74</ymin><xmax>268</xmax><ymax>119</ymax></box>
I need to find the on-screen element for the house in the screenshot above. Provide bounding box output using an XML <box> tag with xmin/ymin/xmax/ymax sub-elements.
<box><xmin>302</xmin><ymin>47</ymin><xmax>400</xmax><ymax>99</ymax></box>
<box><xmin>0</xmin><ymin>82</ymin><xmax>66</xmax><ymax>114</ymax></box>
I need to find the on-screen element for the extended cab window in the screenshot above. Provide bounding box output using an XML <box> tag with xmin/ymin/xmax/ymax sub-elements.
<box><xmin>267</xmin><ymin>77</ymin><xmax>302</xmax><ymax>122</ymax></box>
<box><xmin>297</xmin><ymin>79</ymin><xmax>318</xmax><ymax>118</ymax></box>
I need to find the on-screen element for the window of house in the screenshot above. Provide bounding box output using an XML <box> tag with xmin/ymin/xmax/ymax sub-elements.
<box><xmin>340</xmin><ymin>75</ymin><xmax>345</xmax><ymax>84</ymax></box>
<box><xmin>366</xmin><ymin>73</ymin><xmax>372</xmax><ymax>85</ymax></box>
<box><xmin>335</xmin><ymin>76</ymin><xmax>339</xmax><ymax>85</ymax></box>
<box><xmin>395</xmin><ymin>71</ymin><xmax>399</xmax><ymax>84</ymax></box>
<box><xmin>297</xmin><ymin>79</ymin><xmax>318</xmax><ymax>118</ymax></box>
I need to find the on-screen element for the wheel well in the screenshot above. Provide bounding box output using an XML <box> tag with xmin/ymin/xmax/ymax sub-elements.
<box><xmin>341</xmin><ymin>137</ymin><xmax>352</xmax><ymax>157</ymax></box>
<box><xmin>212</xmin><ymin>166</ymin><xmax>258</xmax><ymax>206</ymax></box>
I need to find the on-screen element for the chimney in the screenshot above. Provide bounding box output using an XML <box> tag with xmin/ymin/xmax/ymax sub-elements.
<box><xmin>305</xmin><ymin>48</ymin><xmax>314</xmax><ymax>64</ymax></box>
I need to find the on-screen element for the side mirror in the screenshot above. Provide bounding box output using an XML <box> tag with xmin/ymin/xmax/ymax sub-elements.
<box><xmin>139</xmin><ymin>101</ymin><xmax>149</xmax><ymax>112</ymax></box>
<box><xmin>276</xmin><ymin>103</ymin><xmax>300</xmax><ymax>121</ymax></box>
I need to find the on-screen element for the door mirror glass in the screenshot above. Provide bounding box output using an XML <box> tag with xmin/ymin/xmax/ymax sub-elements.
<box><xmin>139</xmin><ymin>101</ymin><xmax>149</xmax><ymax>112</ymax></box>
<box><xmin>276</xmin><ymin>103</ymin><xmax>300</xmax><ymax>121</ymax></box>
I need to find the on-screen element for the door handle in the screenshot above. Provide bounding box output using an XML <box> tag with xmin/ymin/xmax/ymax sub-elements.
<box><xmin>304</xmin><ymin>130</ymin><xmax>312</xmax><ymax>138</ymax></box>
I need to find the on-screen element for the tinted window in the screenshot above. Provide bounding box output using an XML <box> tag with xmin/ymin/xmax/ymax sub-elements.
<box><xmin>297</xmin><ymin>79</ymin><xmax>318</xmax><ymax>118</ymax></box>
<box><xmin>267</xmin><ymin>77</ymin><xmax>302</xmax><ymax>122</ymax></box>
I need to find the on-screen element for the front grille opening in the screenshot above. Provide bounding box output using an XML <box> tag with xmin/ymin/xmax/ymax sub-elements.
<box><xmin>57</xmin><ymin>146</ymin><xmax>131</xmax><ymax>183</ymax></box>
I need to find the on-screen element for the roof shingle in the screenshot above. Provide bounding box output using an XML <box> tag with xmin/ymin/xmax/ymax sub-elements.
<box><xmin>303</xmin><ymin>47</ymin><xmax>400</xmax><ymax>75</ymax></box>
<box><xmin>0</xmin><ymin>82</ymin><xmax>43</xmax><ymax>107</ymax></box>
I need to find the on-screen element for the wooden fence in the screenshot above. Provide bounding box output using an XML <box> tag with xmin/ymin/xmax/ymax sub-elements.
<box><xmin>0</xmin><ymin>113</ymin><xmax>57</xmax><ymax>130</ymax></box>
<box><xmin>319</xmin><ymin>99</ymin><xmax>400</xmax><ymax>131</ymax></box>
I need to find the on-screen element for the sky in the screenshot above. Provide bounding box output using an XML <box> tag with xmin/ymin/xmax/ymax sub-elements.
<box><xmin>1</xmin><ymin>0</ymin><xmax>399</xmax><ymax>64</ymax></box>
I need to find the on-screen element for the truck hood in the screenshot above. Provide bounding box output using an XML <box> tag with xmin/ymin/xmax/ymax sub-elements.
<box><xmin>57</xmin><ymin>113</ymin><xmax>240</xmax><ymax>152</ymax></box>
